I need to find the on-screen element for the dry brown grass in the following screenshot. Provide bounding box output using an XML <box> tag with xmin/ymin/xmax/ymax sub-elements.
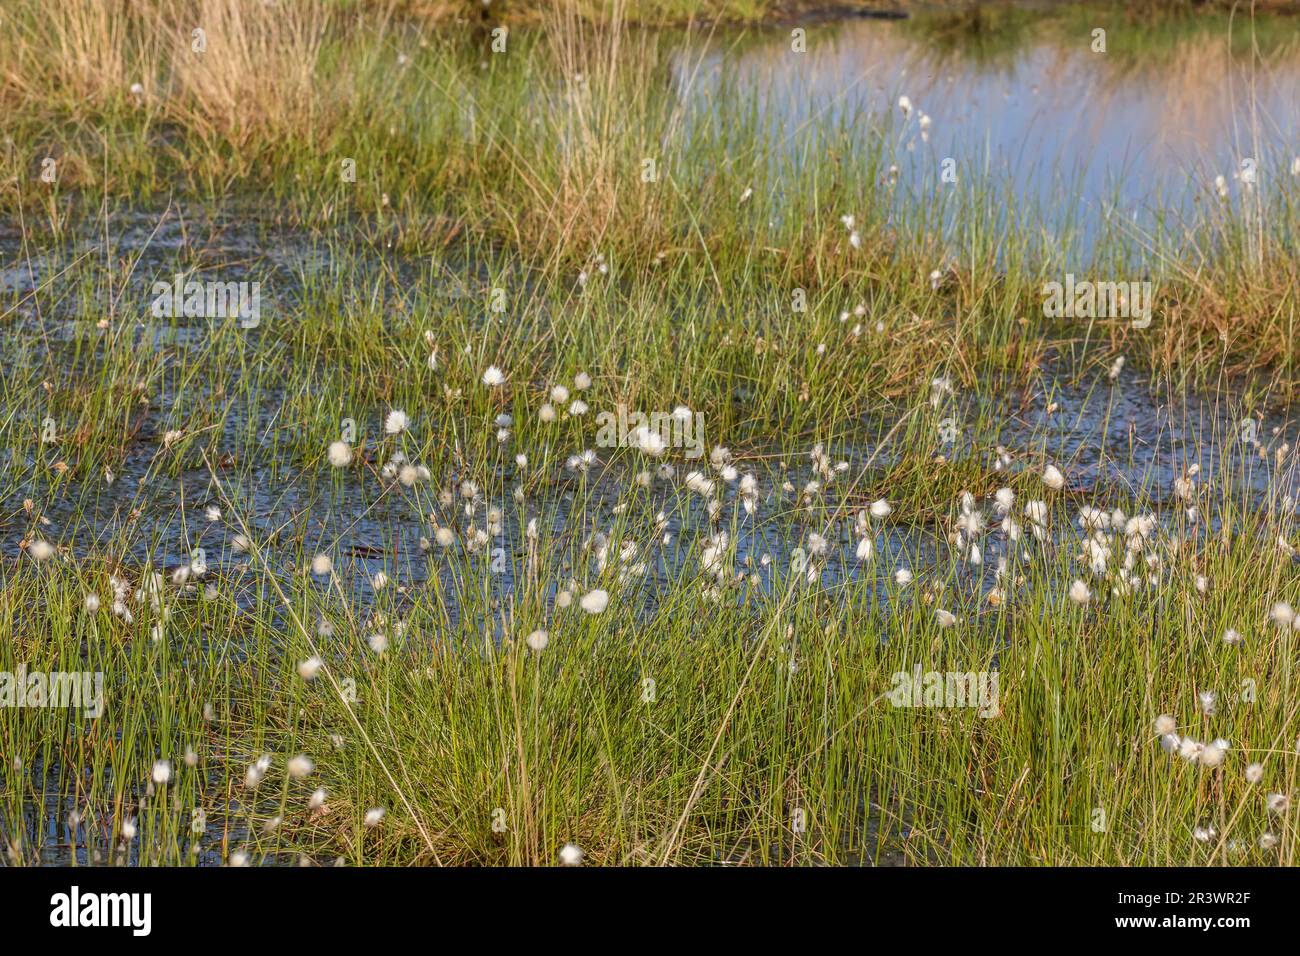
<box><xmin>0</xmin><ymin>0</ymin><xmax>354</xmax><ymax>148</ymax></box>
<box><xmin>0</xmin><ymin>0</ymin><xmax>159</xmax><ymax>110</ymax></box>
<box><xmin>168</xmin><ymin>0</ymin><xmax>337</xmax><ymax>149</ymax></box>
<box><xmin>484</xmin><ymin>0</ymin><xmax>683</xmax><ymax>269</ymax></box>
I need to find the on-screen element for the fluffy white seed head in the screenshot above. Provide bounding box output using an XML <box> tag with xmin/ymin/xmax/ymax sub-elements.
<box><xmin>27</xmin><ymin>539</ymin><xmax>55</xmax><ymax>561</ymax></box>
<box><xmin>327</xmin><ymin>440</ymin><xmax>353</xmax><ymax>467</ymax></box>
<box><xmin>385</xmin><ymin>410</ymin><xmax>410</xmax><ymax>435</ymax></box>
<box><xmin>559</xmin><ymin>843</ymin><xmax>584</xmax><ymax>866</ymax></box>
<box><xmin>1068</xmin><ymin>580</ymin><xmax>1091</xmax><ymax>606</ymax></box>
<box><xmin>579</xmin><ymin>589</ymin><xmax>609</xmax><ymax>614</ymax></box>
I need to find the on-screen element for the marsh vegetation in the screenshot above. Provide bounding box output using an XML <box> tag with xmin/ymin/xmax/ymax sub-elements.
<box><xmin>2</xmin><ymin>0</ymin><xmax>1299</xmax><ymax>866</ymax></box>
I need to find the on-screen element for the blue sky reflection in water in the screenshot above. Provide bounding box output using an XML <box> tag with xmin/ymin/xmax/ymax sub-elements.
<box><xmin>680</xmin><ymin>10</ymin><xmax>1300</xmax><ymax>269</ymax></box>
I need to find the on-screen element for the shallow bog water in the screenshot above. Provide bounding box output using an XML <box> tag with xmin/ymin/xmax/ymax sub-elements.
<box><xmin>2</xmin><ymin>207</ymin><xmax>1298</xmax><ymax>610</ymax></box>
<box><xmin>682</xmin><ymin>4</ymin><xmax>1300</xmax><ymax>266</ymax></box>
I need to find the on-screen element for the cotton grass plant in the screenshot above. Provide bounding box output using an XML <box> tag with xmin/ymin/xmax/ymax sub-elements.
<box><xmin>2</xmin><ymin>0</ymin><xmax>1300</xmax><ymax>867</ymax></box>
